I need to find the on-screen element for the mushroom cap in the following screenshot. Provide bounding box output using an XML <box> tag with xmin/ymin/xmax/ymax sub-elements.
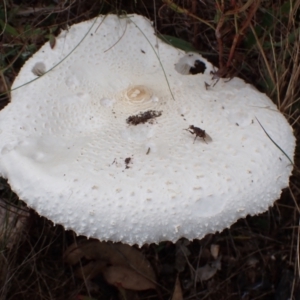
<box><xmin>0</xmin><ymin>14</ymin><xmax>295</xmax><ymax>246</ymax></box>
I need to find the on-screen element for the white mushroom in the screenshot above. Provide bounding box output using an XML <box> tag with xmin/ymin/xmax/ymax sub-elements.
<box><xmin>0</xmin><ymin>14</ymin><xmax>295</xmax><ymax>246</ymax></box>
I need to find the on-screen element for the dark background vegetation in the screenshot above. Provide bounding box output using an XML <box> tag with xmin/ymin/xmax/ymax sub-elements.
<box><xmin>0</xmin><ymin>1</ymin><xmax>300</xmax><ymax>299</ymax></box>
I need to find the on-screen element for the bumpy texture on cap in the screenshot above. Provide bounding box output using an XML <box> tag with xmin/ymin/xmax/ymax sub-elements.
<box><xmin>0</xmin><ymin>14</ymin><xmax>295</xmax><ymax>246</ymax></box>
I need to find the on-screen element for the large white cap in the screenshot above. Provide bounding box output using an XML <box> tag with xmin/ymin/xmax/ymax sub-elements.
<box><xmin>0</xmin><ymin>14</ymin><xmax>295</xmax><ymax>246</ymax></box>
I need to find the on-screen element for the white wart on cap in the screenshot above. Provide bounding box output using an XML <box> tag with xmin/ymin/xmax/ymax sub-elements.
<box><xmin>0</xmin><ymin>14</ymin><xmax>295</xmax><ymax>246</ymax></box>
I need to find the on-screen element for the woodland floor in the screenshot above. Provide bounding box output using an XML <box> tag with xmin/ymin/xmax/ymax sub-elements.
<box><xmin>0</xmin><ymin>1</ymin><xmax>300</xmax><ymax>299</ymax></box>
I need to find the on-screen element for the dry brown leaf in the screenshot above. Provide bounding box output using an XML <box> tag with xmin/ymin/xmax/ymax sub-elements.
<box><xmin>103</xmin><ymin>265</ymin><xmax>156</xmax><ymax>291</ymax></box>
<box><xmin>63</xmin><ymin>242</ymin><xmax>86</xmax><ymax>264</ymax></box>
<box><xmin>74</xmin><ymin>260</ymin><xmax>107</xmax><ymax>279</ymax></box>
<box><xmin>64</xmin><ymin>240</ymin><xmax>156</xmax><ymax>284</ymax></box>
<box><xmin>110</xmin><ymin>243</ymin><xmax>156</xmax><ymax>281</ymax></box>
<box><xmin>64</xmin><ymin>240</ymin><xmax>119</xmax><ymax>264</ymax></box>
<box><xmin>171</xmin><ymin>275</ymin><xmax>183</xmax><ymax>300</ymax></box>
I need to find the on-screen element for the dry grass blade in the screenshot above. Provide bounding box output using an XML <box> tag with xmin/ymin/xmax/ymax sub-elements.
<box><xmin>162</xmin><ymin>0</ymin><xmax>214</xmax><ymax>30</ymax></box>
<box><xmin>0</xmin><ymin>198</ymin><xmax>29</xmax><ymax>249</ymax></box>
<box><xmin>249</xmin><ymin>1</ymin><xmax>300</xmax><ymax>113</ymax></box>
